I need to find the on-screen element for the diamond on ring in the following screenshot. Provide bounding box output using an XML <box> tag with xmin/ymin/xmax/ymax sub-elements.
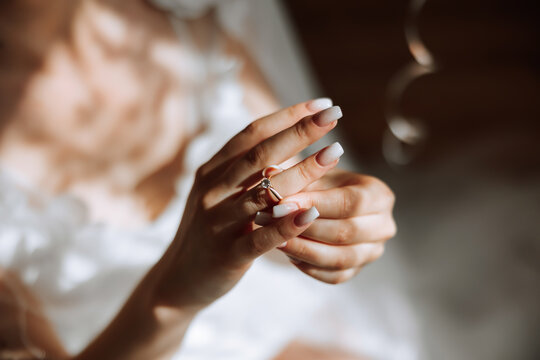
<box><xmin>259</xmin><ymin>166</ymin><xmax>283</xmax><ymax>201</ymax></box>
<box><xmin>261</xmin><ymin>178</ymin><xmax>271</xmax><ymax>189</ymax></box>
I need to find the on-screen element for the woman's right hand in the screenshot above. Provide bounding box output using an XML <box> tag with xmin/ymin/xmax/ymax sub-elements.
<box><xmin>152</xmin><ymin>99</ymin><xmax>344</xmax><ymax>311</ymax></box>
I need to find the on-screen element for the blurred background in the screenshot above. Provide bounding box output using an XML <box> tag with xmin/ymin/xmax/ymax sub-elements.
<box><xmin>0</xmin><ymin>0</ymin><xmax>538</xmax><ymax>359</ymax></box>
<box><xmin>283</xmin><ymin>0</ymin><xmax>540</xmax><ymax>358</ymax></box>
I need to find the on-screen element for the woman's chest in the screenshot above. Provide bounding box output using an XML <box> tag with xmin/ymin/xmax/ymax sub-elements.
<box><xmin>0</xmin><ymin>0</ymin><xmax>203</xmax><ymax>225</ymax></box>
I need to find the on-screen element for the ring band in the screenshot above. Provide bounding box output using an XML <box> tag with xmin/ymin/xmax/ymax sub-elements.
<box><xmin>259</xmin><ymin>165</ymin><xmax>283</xmax><ymax>201</ymax></box>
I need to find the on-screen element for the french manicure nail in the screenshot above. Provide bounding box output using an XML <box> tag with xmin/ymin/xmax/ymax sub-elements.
<box><xmin>273</xmin><ymin>203</ymin><xmax>299</xmax><ymax>218</ymax></box>
<box><xmin>294</xmin><ymin>206</ymin><xmax>320</xmax><ymax>226</ymax></box>
<box><xmin>254</xmin><ymin>211</ymin><xmax>273</xmax><ymax>226</ymax></box>
<box><xmin>316</xmin><ymin>142</ymin><xmax>344</xmax><ymax>166</ymax></box>
<box><xmin>277</xmin><ymin>241</ymin><xmax>287</xmax><ymax>249</ymax></box>
<box><xmin>307</xmin><ymin>97</ymin><xmax>333</xmax><ymax>112</ymax></box>
<box><xmin>313</xmin><ymin>106</ymin><xmax>342</xmax><ymax>127</ymax></box>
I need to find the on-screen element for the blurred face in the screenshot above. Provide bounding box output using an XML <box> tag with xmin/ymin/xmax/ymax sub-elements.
<box><xmin>4</xmin><ymin>0</ymin><xmax>197</xmax><ymax>188</ymax></box>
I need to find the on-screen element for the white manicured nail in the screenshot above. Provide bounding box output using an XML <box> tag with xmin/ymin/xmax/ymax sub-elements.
<box><xmin>307</xmin><ymin>97</ymin><xmax>333</xmax><ymax>112</ymax></box>
<box><xmin>294</xmin><ymin>206</ymin><xmax>319</xmax><ymax>226</ymax></box>
<box><xmin>316</xmin><ymin>142</ymin><xmax>344</xmax><ymax>166</ymax></box>
<box><xmin>313</xmin><ymin>106</ymin><xmax>342</xmax><ymax>127</ymax></box>
<box><xmin>254</xmin><ymin>211</ymin><xmax>273</xmax><ymax>226</ymax></box>
<box><xmin>277</xmin><ymin>241</ymin><xmax>287</xmax><ymax>249</ymax></box>
<box><xmin>272</xmin><ymin>203</ymin><xmax>299</xmax><ymax>218</ymax></box>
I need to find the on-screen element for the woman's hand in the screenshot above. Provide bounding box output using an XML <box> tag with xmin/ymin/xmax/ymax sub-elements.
<box><xmin>259</xmin><ymin>168</ymin><xmax>396</xmax><ymax>285</ymax></box>
<box><xmin>152</xmin><ymin>99</ymin><xmax>345</xmax><ymax>310</ymax></box>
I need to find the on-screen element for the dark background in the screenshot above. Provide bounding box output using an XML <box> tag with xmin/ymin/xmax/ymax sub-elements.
<box><xmin>283</xmin><ymin>1</ymin><xmax>540</xmax><ymax>358</ymax></box>
<box><xmin>284</xmin><ymin>0</ymin><xmax>539</xmax><ymax>165</ymax></box>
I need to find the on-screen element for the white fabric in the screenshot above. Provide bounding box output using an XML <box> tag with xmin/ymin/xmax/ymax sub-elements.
<box><xmin>0</xmin><ymin>1</ymin><xmax>418</xmax><ymax>359</ymax></box>
<box><xmin>0</xmin><ymin>170</ymin><xmax>419</xmax><ymax>359</ymax></box>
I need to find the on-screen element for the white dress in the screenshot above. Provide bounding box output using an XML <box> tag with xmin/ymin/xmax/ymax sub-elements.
<box><xmin>0</xmin><ymin>1</ymin><xmax>419</xmax><ymax>359</ymax></box>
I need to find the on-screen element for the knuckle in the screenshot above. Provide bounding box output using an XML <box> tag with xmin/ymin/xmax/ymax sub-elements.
<box><xmin>335</xmin><ymin>221</ymin><xmax>353</xmax><ymax>244</ymax></box>
<box><xmin>247</xmin><ymin>237</ymin><xmax>265</xmax><ymax>257</ymax></box>
<box><xmin>293</xmin><ymin>240</ymin><xmax>310</xmax><ymax>260</ymax></box>
<box><xmin>377</xmin><ymin>179</ymin><xmax>396</xmax><ymax>208</ymax></box>
<box><xmin>195</xmin><ymin>164</ymin><xmax>204</xmax><ymax>179</ymax></box>
<box><xmin>327</xmin><ymin>271</ymin><xmax>349</xmax><ymax>285</ymax></box>
<box><xmin>286</xmin><ymin>105</ymin><xmax>302</xmax><ymax>120</ymax></box>
<box><xmin>333</xmin><ymin>252</ymin><xmax>352</xmax><ymax>270</ymax></box>
<box><xmin>341</xmin><ymin>187</ymin><xmax>359</xmax><ymax>217</ymax></box>
<box><xmin>195</xmin><ymin>164</ymin><xmax>207</xmax><ymax>183</ymax></box>
<box><xmin>242</xmin><ymin>121</ymin><xmax>260</xmax><ymax>138</ymax></box>
<box><xmin>371</xmin><ymin>245</ymin><xmax>385</xmax><ymax>262</ymax></box>
<box><xmin>275</xmin><ymin>221</ymin><xmax>293</xmax><ymax>242</ymax></box>
<box><xmin>196</xmin><ymin>160</ymin><xmax>218</xmax><ymax>181</ymax></box>
<box><xmin>245</xmin><ymin>144</ymin><xmax>266</xmax><ymax>167</ymax></box>
<box><xmin>360</xmin><ymin>174</ymin><xmax>379</xmax><ymax>187</ymax></box>
<box><xmin>385</xmin><ymin>219</ymin><xmax>397</xmax><ymax>240</ymax></box>
<box><xmin>296</xmin><ymin>162</ymin><xmax>315</xmax><ymax>183</ymax></box>
<box><xmin>293</xmin><ymin>118</ymin><xmax>311</xmax><ymax>140</ymax></box>
<box><xmin>365</xmin><ymin>176</ymin><xmax>396</xmax><ymax>209</ymax></box>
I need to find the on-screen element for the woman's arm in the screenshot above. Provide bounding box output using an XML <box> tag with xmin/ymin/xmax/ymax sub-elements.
<box><xmin>0</xmin><ymin>268</ymin><xmax>68</xmax><ymax>359</ymax></box>
<box><xmin>73</xmin><ymin>264</ymin><xmax>199</xmax><ymax>360</ymax></box>
<box><xmin>1</xmin><ymin>96</ymin><xmax>339</xmax><ymax>359</ymax></box>
<box><xmin>0</xmin><ymin>264</ymin><xmax>199</xmax><ymax>360</ymax></box>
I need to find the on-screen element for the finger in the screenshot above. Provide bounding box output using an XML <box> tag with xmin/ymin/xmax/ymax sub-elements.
<box><xmin>287</xmin><ymin>258</ymin><xmax>361</xmax><ymax>285</ymax></box>
<box><xmin>302</xmin><ymin>167</ymin><xmax>353</xmax><ymax>192</ymax></box>
<box><xmin>233</xmin><ymin>207</ymin><xmax>319</xmax><ymax>264</ymax></box>
<box><xmin>229</xmin><ymin>142</ymin><xmax>344</xmax><ymax>221</ymax></box>
<box><xmin>271</xmin><ymin>142</ymin><xmax>344</xmax><ymax>197</ymax></box>
<box><xmin>300</xmin><ymin>215</ymin><xmax>397</xmax><ymax>245</ymax></box>
<box><xmin>278</xmin><ymin>239</ymin><xmax>384</xmax><ymax>271</ymax></box>
<box><xmin>221</xmin><ymin>105</ymin><xmax>343</xmax><ymax>191</ymax></box>
<box><xmin>278</xmin><ymin>183</ymin><xmax>391</xmax><ymax>219</ymax></box>
<box><xmin>200</xmin><ymin>98</ymin><xmax>333</xmax><ymax>176</ymax></box>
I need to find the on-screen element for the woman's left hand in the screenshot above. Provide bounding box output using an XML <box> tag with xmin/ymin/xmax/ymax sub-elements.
<box><xmin>260</xmin><ymin>168</ymin><xmax>396</xmax><ymax>284</ymax></box>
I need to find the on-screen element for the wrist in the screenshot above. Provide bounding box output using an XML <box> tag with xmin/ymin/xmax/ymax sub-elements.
<box><xmin>142</xmin><ymin>253</ymin><xmax>207</xmax><ymax>316</ymax></box>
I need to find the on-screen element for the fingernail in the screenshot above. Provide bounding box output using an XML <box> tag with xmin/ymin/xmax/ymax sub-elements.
<box><xmin>254</xmin><ymin>211</ymin><xmax>273</xmax><ymax>226</ymax></box>
<box><xmin>294</xmin><ymin>206</ymin><xmax>320</xmax><ymax>226</ymax></box>
<box><xmin>313</xmin><ymin>106</ymin><xmax>342</xmax><ymax>127</ymax></box>
<box><xmin>307</xmin><ymin>97</ymin><xmax>333</xmax><ymax>112</ymax></box>
<box><xmin>273</xmin><ymin>203</ymin><xmax>299</xmax><ymax>218</ymax></box>
<box><xmin>316</xmin><ymin>142</ymin><xmax>344</xmax><ymax>166</ymax></box>
<box><xmin>277</xmin><ymin>241</ymin><xmax>287</xmax><ymax>249</ymax></box>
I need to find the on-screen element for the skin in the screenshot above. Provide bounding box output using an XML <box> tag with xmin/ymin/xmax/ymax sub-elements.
<box><xmin>274</xmin><ymin>168</ymin><xmax>396</xmax><ymax>284</ymax></box>
<box><xmin>0</xmin><ymin>0</ymin><xmax>396</xmax><ymax>358</ymax></box>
